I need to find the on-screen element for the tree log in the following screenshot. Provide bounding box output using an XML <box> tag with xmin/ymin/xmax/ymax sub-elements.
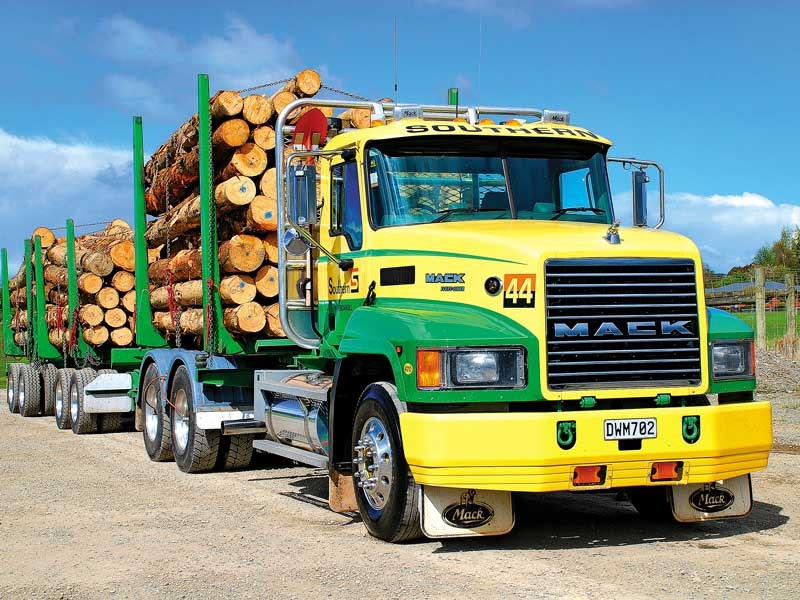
<box><xmin>263</xmin><ymin>233</ymin><xmax>279</xmax><ymax>264</ymax></box>
<box><xmin>45</xmin><ymin>305</ymin><xmax>67</xmax><ymax>327</ymax></box>
<box><xmin>219</xmin><ymin>143</ymin><xmax>267</xmax><ymax>179</ymax></box>
<box><xmin>78</xmin><ymin>273</ymin><xmax>103</xmax><ymax>295</ymax></box>
<box><xmin>148</xmin><ymin>247</ymin><xmax>162</xmax><ymax>264</ymax></box>
<box><xmin>264</xmin><ymin>303</ymin><xmax>285</xmax><ymax>337</ymax></box>
<box><xmin>14</xmin><ymin>332</ymin><xmax>27</xmax><ymax>347</ymax></box>
<box><xmin>245</xmin><ymin>195</ymin><xmax>278</xmax><ymax>232</ymax></box>
<box><xmin>259</xmin><ymin>168</ymin><xmax>277</xmax><ymax>201</ymax></box>
<box><xmin>338</xmin><ymin>107</ymin><xmax>372</xmax><ymax>129</ymax></box>
<box><xmin>153</xmin><ymin>309</ymin><xmax>203</xmax><ymax>335</ymax></box>
<box><xmin>211</xmin><ymin>90</ymin><xmax>243</xmax><ymax>120</ymax></box>
<box><xmin>242</xmin><ymin>94</ymin><xmax>273</xmax><ymax>126</ymax></box>
<box><xmin>109</xmin><ymin>240</ymin><xmax>135</xmax><ymax>272</ymax></box>
<box><xmin>223</xmin><ymin>301</ymin><xmax>266</xmax><ymax>333</ymax></box>
<box><xmin>220</xmin><ymin>274</ymin><xmax>256</xmax><ymax>305</ymax></box>
<box><xmin>111</xmin><ymin>270</ymin><xmax>135</xmax><ymax>293</ymax></box>
<box><xmin>11</xmin><ymin>310</ymin><xmax>28</xmax><ymax>329</ymax></box>
<box><xmin>255</xmin><ymin>265</ymin><xmax>279</xmax><ymax>298</ymax></box>
<box><xmin>145</xmin><ymin>146</ymin><xmax>200</xmax><ymax>214</ymax></box>
<box><xmin>10</xmin><ymin>288</ymin><xmax>26</xmax><ymax>306</ymax></box>
<box><xmin>49</xmin><ymin>329</ymin><xmax>65</xmax><ymax>346</ymax></box>
<box><xmin>212</xmin><ymin>118</ymin><xmax>250</xmax><ymax>151</ymax></box>
<box><xmin>252</xmin><ymin>125</ymin><xmax>276</xmax><ymax>151</ymax></box>
<box><xmin>32</xmin><ymin>226</ymin><xmax>56</xmax><ymax>249</ymax></box>
<box><xmin>44</xmin><ymin>264</ymin><xmax>68</xmax><ymax>287</ymax></box>
<box><xmin>48</xmin><ymin>289</ymin><xmax>68</xmax><ymax>306</ymax></box>
<box><xmin>270</xmin><ymin>90</ymin><xmax>299</xmax><ymax>119</ymax></box>
<box><xmin>148</xmin><ymin>249</ymin><xmax>202</xmax><ymax>285</ymax></box>
<box><xmin>8</xmin><ymin>264</ymin><xmax>25</xmax><ymax>290</ymax></box>
<box><xmin>79</xmin><ymin>304</ymin><xmax>104</xmax><ymax>327</ymax></box>
<box><xmin>96</xmin><ymin>287</ymin><xmax>120</xmax><ymax>310</ymax></box>
<box><xmin>104</xmin><ymin>307</ymin><xmax>128</xmax><ymax>328</ymax></box>
<box><xmin>122</xmin><ymin>290</ymin><xmax>136</xmax><ymax>313</ymax></box>
<box><xmin>145</xmin><ymin>194</ymin><xmax>200</xmax><ymax>247</ymax></box>
<box><xmin>215</xmin><ymin>175</ymin><xmax>256</xmax><ymax>208</ymax></box>
<box><xmin>110</xmin><ymin>326</ymin><xmax>133</xmax><ymax>347</ymax></box>
<box><xmin>143</xmin><ymin>114</ymin><xmax>199</xmax><ymax>186</ymax></box>
<box><xmin>150</xmin><ymin>280</ymin><xmax>204</xmax><ymax>309</ymax></box>
<box><xmin>103</xmin><ymin>219</ymin><xmax>134</xmax><ymax>240</ymax></box>
<box><xmin>218</xmin><ymin>234</ymin><xmax>265</xmax><ymax>273</ymax></box>
<box><xmin>83</xmin><ymin>325</ymin><xmax>109</xmax><ymax>346</ymax></box>
<box><xmin>282</xmin><ymin>69</ymin><xmax>321</xmax><ymax>98</ymax></box>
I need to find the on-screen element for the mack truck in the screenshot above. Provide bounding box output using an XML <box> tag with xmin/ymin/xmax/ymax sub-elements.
<box><xmin>3</xmin><ymin>75</ymin><xmax>772</xmax><ymax>542</ymax></box>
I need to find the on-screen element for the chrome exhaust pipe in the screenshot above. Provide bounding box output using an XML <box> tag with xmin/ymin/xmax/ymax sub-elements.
<box><xmin>221</xmin><ymin>419</ymin><xmax>268</xmax><ymax>436</ymax></box>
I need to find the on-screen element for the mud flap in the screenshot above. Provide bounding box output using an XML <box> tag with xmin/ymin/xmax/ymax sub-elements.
<box><xmin>420</xmin><ymin>486</ymin><xmax>514</xmax><ymax>538</ymax></box>
<box><xmin>670</xmin><ymin>474</ymin><xmax>753</xmax><ymax>522</ymax></box>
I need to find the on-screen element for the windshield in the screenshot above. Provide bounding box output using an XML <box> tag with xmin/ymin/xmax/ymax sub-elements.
<box><xmin>366</xmin><ymin>137</ymin><xmax>613</xmax><ymax>227</ymax></box>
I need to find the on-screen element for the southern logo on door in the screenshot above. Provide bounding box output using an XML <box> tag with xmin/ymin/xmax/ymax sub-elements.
<box><xmin>503</xmin><ymin>274</ymin><xmax>535</xmax><ymax>308</ymax></box>
<box><xmin>442</xmin><ymin>489</ymin><xmax>495</xmax><ymax>528</ymax></box>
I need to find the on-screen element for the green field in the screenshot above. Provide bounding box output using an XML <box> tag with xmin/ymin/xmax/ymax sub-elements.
<box><xmin>731</xmin><ymin>309</ymin><xmax>800</xmax><ymax>347</ymax></box>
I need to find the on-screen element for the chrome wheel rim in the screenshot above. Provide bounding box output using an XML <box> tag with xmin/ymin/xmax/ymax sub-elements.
<box><xmin>144</xmin><ymin>381</ymin><xmax>159</xmax><ymax>442</ymax></box>
<box><xmin>70</xmin><ymin>382</ymin><xmax>78</xmax><ymax>424</ymax></box>
<box><xmin>7</xmin><ymin>377</ymin><xmax>14</xmax><ymax>408</ymax></box>
<box><xmin>55</xmin><ymin>380</ymin><xmax>64</xmax><ymax>420</ymax></box>
<box><xmin>354</xmin><ymin>416</ymin><xmax>394</xmax><ymax>510</ymax></box>
<box><xmin>173</xmin><ymin>388</ymin><xmax>190</xmax><ymax>453</ymax></box>
<box><xmin>18</xmin><ymin>375</ymin><xmax>26</xmax><ymax>413</ymax></box>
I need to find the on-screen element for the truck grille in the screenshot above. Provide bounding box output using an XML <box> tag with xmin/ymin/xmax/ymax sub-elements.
<box><xmin>545</xmin><ymin>259</ymin><xmax>702</xmax><ymax>390</ymax></box>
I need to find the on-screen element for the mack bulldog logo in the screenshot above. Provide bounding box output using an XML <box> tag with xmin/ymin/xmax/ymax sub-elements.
<box><xmin>689</xmin><ymin>485</ymin><xmax>735</xmax><ymax>513</ymax></box>
<box><xmin>442</xmin><ymin>489</ymin><xmax>494</xmax><ymax>529</ymax></box>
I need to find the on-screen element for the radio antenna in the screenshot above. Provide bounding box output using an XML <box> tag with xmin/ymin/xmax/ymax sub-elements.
<box><xmin>477</xmin><ymin>15</ymin><xmax>483</xmax><ymax>103</ymax></box>
<box><xmin>393</xmin><ymin>16</ymin><xmax>399</xmax><ymax>101</ymax></box>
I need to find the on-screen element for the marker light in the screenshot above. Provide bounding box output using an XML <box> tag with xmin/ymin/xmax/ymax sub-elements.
<box><xmin>478</xmin><ymin>118</ymin><xmax>495</xmax><ymax>125</ymax></box>
<box><xmin>651</xmin><ymin>461</ymin><xmax>683</xmax><ymax>482</ymax></box>
<box><xmin>416</xmin><ymin>350</ymin><xmax>442</xmax><ymax>389</ymax></box>
<box><xmin>573</xmin><ymin>465</ymin><xmax>607</xmax><ymax>486</ymax></box>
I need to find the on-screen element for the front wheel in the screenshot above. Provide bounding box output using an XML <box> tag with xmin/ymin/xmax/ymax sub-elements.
<box><xmin>351</xmin><ymin>382</ymin><xmax>421</xmax><ymax>543</ymax></box>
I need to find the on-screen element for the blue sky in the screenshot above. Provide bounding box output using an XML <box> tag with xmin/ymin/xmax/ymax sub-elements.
<box><xmin>1</xmin><ymin>0</ymin><xmax>798</xmax><ymax>271</ymax></box>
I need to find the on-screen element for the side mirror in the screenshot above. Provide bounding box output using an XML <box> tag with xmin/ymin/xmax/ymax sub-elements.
<box><xmin>288</xmin><ymin>164</ymin><xmax>318</xmax><ymax>226</ymax></box>
<box><xmin>632</xmin><ymin>170</ymin><xmax>648</xmax><ymax>227</ymax></box>
<box><xmin>283</xmin><ymin>228</ymin><xmax>312</xmax><ymax>256</ymax></box>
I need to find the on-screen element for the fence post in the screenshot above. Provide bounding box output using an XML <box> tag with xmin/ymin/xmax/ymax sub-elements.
<box><xmin>787</xmin><ymin>272</ymin><xmax>797</xmax><ymax>342</ymax></box>
<box><xmin>755</xmin><ymin>267</ymin><xmax>766</xmax><ymax>350</ymax></box>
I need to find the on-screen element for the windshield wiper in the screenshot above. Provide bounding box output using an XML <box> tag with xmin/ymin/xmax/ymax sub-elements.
<box><xmin>550</xmin><ymin>207</ymin><xmax>606</xmax><ymax>220</ymax></box>
<box><xmin>431</xmin><ymin>207</ymin><xmax>507</xmax><ymax>223</ymax></box>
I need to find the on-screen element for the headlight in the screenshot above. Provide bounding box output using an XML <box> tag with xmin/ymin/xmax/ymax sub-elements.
<box><xmin>416</xmin><ymin>347</ymin><xmax>525</xmax><ymax>389</ymax></box>
<box><xmin>711</xmin><ymin>340</ymin><xmax>754</xmax><ymax>379</ymax></box>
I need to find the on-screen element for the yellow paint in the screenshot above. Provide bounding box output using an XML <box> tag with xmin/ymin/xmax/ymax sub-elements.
<box><xmin>400</xmin><ymin>402</ymin><xmax>772</xmax><ymax>492</ymax></box>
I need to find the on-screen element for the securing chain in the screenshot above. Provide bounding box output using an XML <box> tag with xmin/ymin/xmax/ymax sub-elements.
<box><xmin>319</xmin><ymin>84</ymin><xmax>371</xmax><ymax>102</ymax></box>
<box><xmin>163</xmin><ymin>147</ymin><xmax>182</xmax><ymax>347</ymax></box>
<box><xmin>206</xmin><ymin>106</ymin><xmax>216</xmax><ymax>365</ymax></box>
<box><xmin>237</xmin><ymin>77</ymin><xmax>292</xmax><ymax>94</ymax></box>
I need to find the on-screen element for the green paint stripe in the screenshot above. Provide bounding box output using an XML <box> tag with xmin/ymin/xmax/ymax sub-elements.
<box><xmin>319</xmin><ymin>249</ymin><xmax>525</xmax><ymax>265</ymax></box>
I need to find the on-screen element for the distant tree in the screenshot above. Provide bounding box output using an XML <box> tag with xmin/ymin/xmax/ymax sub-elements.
<box><xmin>753</xmin><ymin>244</ymin><xmax>776</xmax><ymax>266</ymax></box>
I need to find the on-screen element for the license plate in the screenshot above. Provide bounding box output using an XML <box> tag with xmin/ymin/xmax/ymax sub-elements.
<box><xmin>604</xmin><ymin>417</ymin><xmax>657</xmax><ymax>440</ymax></box>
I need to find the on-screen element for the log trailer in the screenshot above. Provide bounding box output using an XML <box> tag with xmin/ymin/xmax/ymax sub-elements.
<box><xmin>3</xmin><ymin>75</ymin><xmax>773</xmax><ymax>542</ymax></box>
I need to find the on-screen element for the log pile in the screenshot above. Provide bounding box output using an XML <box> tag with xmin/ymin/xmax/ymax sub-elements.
<box><xmin>139</xmin><ymin>69</ymin><xmax>338</xmax><ymax>343</ymax></box>
<box><xmin>8</xmin><ymin>222</ymin><xmax>137</xmax><ymax>350</ymax></box>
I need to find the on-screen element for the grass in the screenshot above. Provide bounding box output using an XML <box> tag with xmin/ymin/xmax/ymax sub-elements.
<box><xmin>732</xmin><ymin>309</ymin><xmax>800</xmax><ymax>347</ymax></box>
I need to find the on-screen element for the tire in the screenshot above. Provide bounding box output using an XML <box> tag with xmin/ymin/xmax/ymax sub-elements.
<box><xmin>6</xmin><ymin>363</ymin><xmax>21</xmax><ymax>413</ymax></box>
<box><xmin>18</xmin><ymin>364</ymin><xmax>42</xmax><ymax>417</ymax></box>
<box><xmin>141</xmin><ymin>363</ymin><xmax>173</xmax><ymax>462</ymax></box>
<box><xmin>170</xmin><ymin>365</ymin><xmax>220</xmax><ymax>473</ymax></box>
<box><xmin>351</xmin><ymin>382</ymin><xmax>422</xmax><ymax>543</ymax></box>
<box><xmin>70</xmin><ymin>369</ymin><xmax>98</xmax><ymax>434</ymax></box>
<box><xmin>40</xmin><ymin>363</ymin><xmax>59</xmax><ymax>416</ymax></box>
<box><xmin>629</xmin><ymin>487</ymin><xmax>675</xmax><ymax>521</ymax></box>
<box><xmin>54</xmin><ymin>368</ymin><xmax>76</xmax><ymax>429</ymax></box>
<box><xmin>99</xmin><ymin>412</ymin><xmax>124</xmax><ymax>433</ymax></box>
<box><xmin>218</xmin><ymin>434</ymin><xmax>255</xmax><ymax>470</ymax></box>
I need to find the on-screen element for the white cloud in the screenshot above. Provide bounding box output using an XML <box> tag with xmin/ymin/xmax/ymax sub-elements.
<box><xmin>0</xmin><ymin>129</ymin><xmax>131</xmax><ymax>267</ymax></box>
<box><xmin>418</xmin><ymin>0</ymin><xmax>640</xmax><ymax>24</ymax></box>
<box><xmin>615</xmin><ymin>190</ymin><xmax>800</xmax><ymax>272</ymax></box>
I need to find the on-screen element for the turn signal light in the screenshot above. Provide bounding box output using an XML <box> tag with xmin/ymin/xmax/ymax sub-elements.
<box><xmin>572</xmin><ymin>465</ymin><xmax>607</xmax><ymax>486</ymax></box>
<box><xmin>478</xmin><ymin>118</ymin><xmax>495</xmax><ymax>125</ymax></box>
<box><xmin>416</xmin><ymin>350</ymin><xmax>442</xmax><ymax>389</ymax></box>
<box><xmin>650</xmin><ymin>461</ymin><xmax>683</xmax><ymax>482</ymax></box>
<box><xmin>370</xmin><ymin>119</ymin><xmax>385</xmax><ymax>127</ymax></box>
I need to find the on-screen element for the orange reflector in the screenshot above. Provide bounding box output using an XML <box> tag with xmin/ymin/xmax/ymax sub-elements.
<box><xmin>651</xmin><ymin>461</ymin><xmax>683</xmax><ymax>482</ymax></box>
<box><xmin>416</xmin><ymin>350</ymin><xmax>442</xmax><ymax>389</ymax></box>
<box><xmin>572</xmin><ymin>465</ymin><xmax>606</xmax><ymax>486</ymax></box>
<box><xmin>370</xmin><ymin>119</ymin><xmax>385</xmax><ymax>127</ymax></box>
<box><xmin>506</xmin><ymin>119</ymin><xmax>522</xmax><ymax>126</ymax></box>
<box><xmin>478</xmin><ymin>118</ymin><xmax>495</xmax><ymax>125</ymax></box>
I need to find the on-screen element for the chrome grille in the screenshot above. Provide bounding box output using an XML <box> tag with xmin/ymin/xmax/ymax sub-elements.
<box><xmin>545</xmin><ymin>259</ymin><xmax>701</xmax><ymax>390</ymax></box>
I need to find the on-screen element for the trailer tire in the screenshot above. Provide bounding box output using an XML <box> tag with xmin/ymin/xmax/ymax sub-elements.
<box><xmin>54</xmin><ymin>368</ymin><xmax>76</xmax><ymax>429</ymax></box>
<box><xmin>142</xmin><ymin>363</ymin><xmax>173</xmax><ymax>462</ymax></box>
<box><xmin>219</xmin><ymin>434</ymin><xmax>255</xmax><ymax>470</ymax></box>
<box><xmin>629</xmin><ymin>487</ymin><xmax>674</xmax><ymax>521</ymax></box>
<box><xmin>170</xmin><ymin>365</ymin><xmax>220</xmax><ymax>473</ymax></box>
<box><xmin>70</xmin><ymin>369</ymin><xmax>98</xmax><ymax>434</ymax></box>
<box><xmin>40</xmin><ymin>363</ymin><xmax>59</xmax><ymax>416</ymax></box>
<box><xmin>99</xmin><ymin>412</ymin><xmax>124</xmax><ymax>433</ymax></box>
<box><xmin>6</xmin><ymin>363</ymin><xmax>21</xmax><ymax>413</ymax></box>
<box><xmin>351</xmin><ymin>382</ymin><xmax>422</xmax><ymax>543</ymax></box>
<box><xmin>18</xmin><ymin>364</ymin><xmax>42</xmax><ymax>417</ymax></box>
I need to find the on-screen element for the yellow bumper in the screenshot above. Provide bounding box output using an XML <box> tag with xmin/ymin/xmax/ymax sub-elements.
<box><xmin>400</xmin><ymin>402</ymin><xmax>772</xmax><ymax>492</ymax></box>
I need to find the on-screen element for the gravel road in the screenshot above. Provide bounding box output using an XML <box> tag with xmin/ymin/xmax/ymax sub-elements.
<box><xmin>1</xmin><ymin>393</ymin><xmax>798</xmax><ymax>600</ymax></box>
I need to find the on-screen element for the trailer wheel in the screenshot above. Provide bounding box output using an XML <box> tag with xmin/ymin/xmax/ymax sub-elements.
<box><xmin>99</xmin><ymin>412</ymin><xmax>124</xmax><ymax>433</ymax></box>
<box><xmin>70</xmin><ymin>369</ymin><xmax>98</xmax><ymax>434</ymax></box>
<box><xmin>628</xmin><ymin>487</ymin><xmax>674</xmax><ymax>521</ymax></box>
<box><xmin>170</xmin><ymin>365</ymin><xmax>220</xmax><ymax>473</ymax></box>
<box><xmin>351</xmin><ymin>382</ymin><xmax>421</xmax><ymax>543</ymax></box>
<box><xmin>18</xmin><ymin>364</ymin><xmax>42</xmax><ymax>417</ymax></box>
<box><xmin>54</xmin><ymin>368</ymin><xmax>76</xmax><ymax>429</ymax></box>
<box><xmin>6</xmin><ymin>363</ymin><xmax>21</xmax><ymax>413</ymax></box>
<box><xmin>142</xmin><ymin>363</ymin><xmax>173</xmax><ymax>462</ymax></box>
<box><xmin>219</xmin><ymin>434</ymin><xmax>255</xmax><ymax>470</ymax></box>
<box><xmin>40</xmin><ymin>363</ymin><xmax>59</xmax><ymax>416</ymax></box>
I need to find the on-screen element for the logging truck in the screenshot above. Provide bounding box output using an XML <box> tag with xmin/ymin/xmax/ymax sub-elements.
<box><xmin>2</xmin><ymin>72</ymin><xmax>772</xmax><ymax>542</ymax></box>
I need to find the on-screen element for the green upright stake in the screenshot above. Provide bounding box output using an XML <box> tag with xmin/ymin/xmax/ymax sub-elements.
<box><xmin>132</xmin><ymin>116</ymin><xmax>166</xmax><ymax>348</ymax></box>
<box><xmin>1</xmin><ymin>248</ymin><xmax>23</xmax><ymax>355</ymax></box>
<box><xmin>198</xmin><ymin>74</ymin><xmax>242</xmax><ymax>355</ymax></box>
<box><xmin>65</xmin><ymin>219</ymin><xmax>89</xmax><ymax>359</ymax></box>
<box><xmin>33</xmin><ymin>236</ymin><xmax>61</xmax><ymax>360</ymax></box>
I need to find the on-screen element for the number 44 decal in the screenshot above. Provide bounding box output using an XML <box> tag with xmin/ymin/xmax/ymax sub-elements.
<box><xmin>503</xmin><ymin>274</ymin><xmax>535</xmax><ymax>308</ymax></box>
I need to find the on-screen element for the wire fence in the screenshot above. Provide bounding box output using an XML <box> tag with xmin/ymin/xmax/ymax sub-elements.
<box><xmin>705</xmin><ymin>267</ymin><xmax>800</xmax><ymax>358</ymax></box>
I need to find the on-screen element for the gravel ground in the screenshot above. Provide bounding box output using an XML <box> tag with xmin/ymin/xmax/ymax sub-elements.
<box><xmin>1</xmin><ymin>390</ymin><xmax>798</xmax><ymax>600</ymax></box>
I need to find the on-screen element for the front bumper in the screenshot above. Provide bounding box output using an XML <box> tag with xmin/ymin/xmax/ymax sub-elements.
<box><xmin>400</xmin><ymin>402</ymin><xmax>772</xmax><ymax>492</ymax></box>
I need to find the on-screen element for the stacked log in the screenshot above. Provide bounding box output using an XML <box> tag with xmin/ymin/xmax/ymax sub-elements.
<box><xmin>140</xmin><ymin>70</ymin><xmax>336</xmax><ymax>343</ymax></box>
<box><xmin>10</xmin><ymin>222</ymin><xmax>138</xmax><ymax>350</ymax></box>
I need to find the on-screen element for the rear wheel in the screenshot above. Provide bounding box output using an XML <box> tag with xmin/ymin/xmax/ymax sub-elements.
<box><xmin>351</xmin><ymin>382</ymin><xmax>421</xmax><ymax>543</ymax></box>
<box><xmin>170</xmin><ymin>365</ymin><xmax>220</xmax><ymax>473</ymax></box>
<box><xmin>629</xmin><ymin>487</ymin><xmax>675</xmax><ymax>521</ymax></box>
<box><xmin>41</xmin><ymin>363</ymin><xmax>59</xmax><ymax>416</ymax></box>
<box><xmin>54</xmin><ymin>368</ymin><xmax>75</xmax><ymax>429</ymax></box>
<box><xmin>6</xmin><ymin>363</ymin><xmax>21</xmax><ymax>413</ymax></box>
<box><xmin>18</xmin><ymin>364</ymin><xmax>42</xmax><ymax>417</ymax></box>
<box><xmin>95</xmin><ymin>370</ymin><xmax>124</xmax><ymax>432</ymax></box>
<box><xmin>142</xmin><ymin>363</ymin><xmax>173</xmax><ymax>462</ymax></box>
<box><xmin>219</xmin><ymin>434</ymin><xmax>255</xmax><ymax>470</ymax></box>
<box><xmin>70</xmin><ymin>369</ymin><xmax>98</xmax><ymax>434</ymax></box>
